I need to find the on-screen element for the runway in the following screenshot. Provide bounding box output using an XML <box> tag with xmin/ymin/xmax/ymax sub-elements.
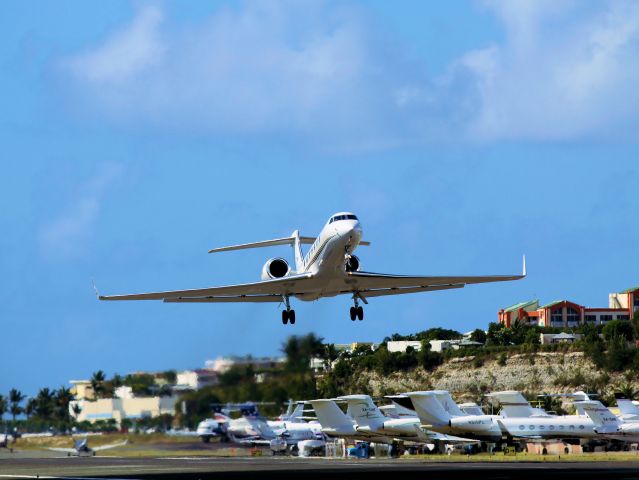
<box><xmin>2</xmin><ymin>455</ymin><xmax>639</xmax><ymax>480</ymax></box>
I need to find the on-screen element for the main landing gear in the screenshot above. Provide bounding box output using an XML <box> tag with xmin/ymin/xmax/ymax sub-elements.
<box><xmin>350</xmin><ymin>296</ymin><xmax>364</xmax><ymax>321</ymax></box>
<box><xmin>281</xmin><ymin>296</ymin><xmax>296</xmax><ymax>325</ymax></box>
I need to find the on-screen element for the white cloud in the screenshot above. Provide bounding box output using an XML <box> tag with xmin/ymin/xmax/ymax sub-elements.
<box><xmin>66</xmin><ymin>6</ymin><xmax>165</xmax><ymax>84</ymax></box>
<box><xmin>40</xmin><ymin>164</ymin><xmax>123</xmax><ymax>259</ymax></box>
<box><xmin>59</xmin><ymin>1</ymin><xmax>639</xmax><ymax>145</ymax></box>
<box><xmin>462</xmin><ymin>0</ymin><xmax>639</xmax><ymax>140</ymax></box>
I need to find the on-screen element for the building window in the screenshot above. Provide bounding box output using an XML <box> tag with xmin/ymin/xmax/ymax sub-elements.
<box><xmin>600</xmin><ymin>315</ymin><xmax>612</xmax><ymax>322</ymax></box>
<box><xmin>551</xmin><ymin>309</ymin><xmax>563</xmax><ymax>324</ymax></box>
<box><xmin>585</xmin><ymin>315</ymin><xmax>596</xmax><ymax>322</ymax></box>
<box><xmin>617</xmin><ymin>315</ymin><xmax>630</xmax><ymax>321</ymax></box>
<box><xmin>566</xmin><ymin>307</ymin><xmax>580</xmax><ymax>323</ymax></box>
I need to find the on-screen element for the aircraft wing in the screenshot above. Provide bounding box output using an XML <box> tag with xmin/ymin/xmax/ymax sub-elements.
<box><xmin>98</xmin><ymin>273</ymin><xmax>313</xmax><ymax>302</ymax></box>
<box><xmin>47</xmin><ymin>447</ymin><xmax>78</xmax><ymax>454</ymax></box>
<box><xmin>92</xmin><ymin>440</ymin><xmax>128</xmax><ymax>451</ymax></box>
<box><xmin>345</xmin><ymin>257</ymin><xmax>525</xmax><ymax>298</ymax></box>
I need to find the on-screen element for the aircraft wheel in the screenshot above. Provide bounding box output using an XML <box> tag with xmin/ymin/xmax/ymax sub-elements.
<box><xmin>349</xmin><ymin>307</ymin><xmax>356</xmax><ymax>321</ymax></box>
<box><xmin>357</xmin><ymin>306</ymin><xmax>364</xmax><ymax>320</ymax></box>
<box><xmin>289</xmin><ymin>310</ymin><xmax>296</xmax><ymax>324</ymax></box>
<box><xmin>282</xmin><ymin>310</ymin><xmax>289</xmax><ymax>324</ymax></box>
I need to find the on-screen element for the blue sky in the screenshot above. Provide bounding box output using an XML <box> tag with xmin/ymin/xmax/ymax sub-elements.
<box><xmin>1</xmin><ymin>0</ymin><xmax>638</xmax><ymax>395</ymax></box>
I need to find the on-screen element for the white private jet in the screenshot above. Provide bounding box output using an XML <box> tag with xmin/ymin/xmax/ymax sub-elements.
<box><xmin>97</xmin><ymin>212</ymin><xmax>525</xmax><ymax>324</ymax></box>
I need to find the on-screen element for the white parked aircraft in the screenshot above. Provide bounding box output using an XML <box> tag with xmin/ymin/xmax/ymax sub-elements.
<box><xmin>576</xmin><ymin>400</ymin><xmax>639</xmax><ymax>442</ymax></box>
<box><xmin>338</xmin><ymin>394</ymin><xmax>475</xmax><ymax>444</ymax></box>
<box><xmin>309</xmin><ymin>398</ymin><xmax>392</xmax><ymax>443</ymax></box>
<box><xmin>408</xmin><ymin>390</ymin><xmax>604</xmax><ymax>442</ymax></box>
<box><xmin>406</xmin><ymin>391</ymin><xmax>503</xmax><ymax>441</ymax></box>
<box><xmin>616</xmin><ymin>398</ymin><xmax>639</xmax><ymax>421</ymax></box>
<box><xmin>97</xmin><ymin>212</ymin><xmax>526</xmax><ymax>324</ymax></box>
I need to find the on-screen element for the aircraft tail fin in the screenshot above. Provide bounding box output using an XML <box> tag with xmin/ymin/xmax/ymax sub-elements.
<box><xmin>406</xmin><ymin>391</ymin><xmax>451</xmax><ymax>427</ymax></box>
<box><xmin>309</xmin><ymin>399</ymin><xmax>353</xmax><ymax>433</ymax></box>
<box><xmin>432</xmin><ymin>390</ymin><xmax>465</xmax><ymax>417</ymax></box>
<box><xmin>576</xmin><ymin>401</ymin><xmax>620</xmax><ymax>432</ymax></box>
<box><xmin>486</xmin><ymin>391</ymin><xmax>534</xmax><ymax>418</ymax></box>
<box><xmin>616</xmin><ymin>398</ymin><xmax>639</xmax><ymax>418</ymax></box>
<box><xmin>337</xmin><ymin>395</ymin><xmax>384</xmax><ymax>429</ymax></box>
<box><xmin>285</xmin><ymin>401</ymin><xmax>305</xmax><ymax>422</ymax></box>
<box><xmin>291</xmin><ymin>230</ymin><xmax>304</xmax><ymax>272</ymax></box>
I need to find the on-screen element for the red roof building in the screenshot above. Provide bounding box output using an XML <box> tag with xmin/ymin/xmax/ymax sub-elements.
<box><xmin>498</xmin><ymin>285</ymin><xmax>638</xmax><ymax>328</ymax></box>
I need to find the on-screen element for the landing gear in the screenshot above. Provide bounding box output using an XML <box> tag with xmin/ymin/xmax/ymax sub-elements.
<box><xmin>281</xmin><ymin>296</ymin><xmax>296</xmax><ymax>325</ymax></box>
<box><xmin>350</xmin><ymin>297</ymin><xmax>364</xmax><ymax>321</ymax></box>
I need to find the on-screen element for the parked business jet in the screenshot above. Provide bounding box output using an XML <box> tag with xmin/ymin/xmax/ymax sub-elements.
<box><xmin>405</xmin><ymin>391</ymin><xmax>503</xmax><ymax>441</ymax></box>
<box><xmin>309</xmin><ymin>399</ymin><xmax>392</xmax><ymax>443</ymax></box>
<box><xmin>576</xmin><ymin>400</ymin><xmax>639</xmax><ymax>442</ymax></box>
<box><xmin>338</xmin><ymin>394</ymin><xmax>476</xmax><ymax>444</ymax></box>
<box><xmin>97</xmin><ymin>212</ymin><xmax>526</xmax><ymax>324</ymax></box>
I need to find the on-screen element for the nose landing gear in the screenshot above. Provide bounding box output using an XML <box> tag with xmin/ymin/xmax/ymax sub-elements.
<box><xmin>281</xmin><ymin>296</ymin><xmax>296</xmax><ymax>325</ymax></box>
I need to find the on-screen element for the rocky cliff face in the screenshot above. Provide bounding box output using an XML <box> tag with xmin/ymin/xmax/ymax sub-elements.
<box><xmin>350</xmin><ymin>351</ymin><xmax>626</xmax><ymax>407</ymax></box>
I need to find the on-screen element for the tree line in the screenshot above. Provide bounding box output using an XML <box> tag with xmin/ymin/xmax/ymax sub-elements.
<box><xmin>0</xmin><ymin>386</ymin><xmax>75</xmax><ymax>432</ymax></box>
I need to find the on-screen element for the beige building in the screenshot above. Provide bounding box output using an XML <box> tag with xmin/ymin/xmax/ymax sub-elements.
<box><xmin>175</xmin><ymin>369</ymin><xmax>218</xmax><ymax>390</ymax></box>
<box><xmin>70</xmin><ymin>380</ymin><xmax>95</xmax><ymax>401</ymax></box>
<box><xmin>204</xmin><ymin>356</ymin><xmax>286</xmax><ymax>373</ymax></box>
<box><xmin>70</xmin><ymin>395</ymin><xmax>178</xmax><ymax>426</ymax></box>
<box><xmin>387</xmin><ymin>340</ymin><xmax>422</xmax><ymax>353</ymax></box>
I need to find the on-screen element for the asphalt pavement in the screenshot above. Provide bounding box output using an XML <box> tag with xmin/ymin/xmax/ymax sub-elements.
<box><xmin>2</xmin><ymin>455</ymin><xmax>639</xmax><ymax>480</ymax></box>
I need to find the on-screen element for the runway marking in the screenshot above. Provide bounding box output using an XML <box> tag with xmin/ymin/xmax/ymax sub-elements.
<box><xmin>0</xmin><ymin>476</ymin><xmax>133</xmax><ymax>480</ymax></box>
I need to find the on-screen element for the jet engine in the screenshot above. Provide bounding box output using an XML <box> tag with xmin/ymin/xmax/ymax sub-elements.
<box><xmin>345</xmin><ymin>255</ymin><xmax>361</xmax><ymax>272</ymax></box>
<box><xmin>261</xmin><ymin>258</ymin><xmax>291</xmax><ymax>280</ymax></box>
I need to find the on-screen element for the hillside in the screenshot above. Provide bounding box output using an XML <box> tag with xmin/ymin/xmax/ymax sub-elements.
<box><xmin>336</xmin><ymin>351</ymin><xmax>619</xmax><ymax>403</ymax></box>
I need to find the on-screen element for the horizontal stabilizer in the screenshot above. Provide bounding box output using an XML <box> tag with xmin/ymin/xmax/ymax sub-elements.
<box><xmin>208</xmin><ymin>236</ymin><xmax>313</xmax><ymax>253</ymax></box>
<box><xmin>209</xmin><ymin>235</ymin><xmax>369</xmax><ymax>253</ymax></box>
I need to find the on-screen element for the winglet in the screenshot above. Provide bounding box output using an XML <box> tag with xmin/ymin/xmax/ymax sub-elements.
<box><xmin>522</xmin><ymin>254</ymin><xmax>527</xmax><ymax>277</ymax></box>
<box><xmin>92</xmin><ymin>279</ymin><xmax>100</xmax><ymax>299</ymax></box>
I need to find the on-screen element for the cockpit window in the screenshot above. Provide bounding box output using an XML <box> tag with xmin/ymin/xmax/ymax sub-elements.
<box><xmin>330</xmin><ymin>214</ymin><xmax>358</xmax><ymax>223</ymax></box>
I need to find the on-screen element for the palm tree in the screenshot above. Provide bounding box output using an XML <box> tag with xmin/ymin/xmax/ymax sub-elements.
<box><xmin>8</xmin><ymin>389</ymin><xmax>25</xmax><ymax>422</ymax></box>
<box><xmin>24</xmin><ymin>398</ymin><xmax>37</xmax><ymax>419</ymax></box>
<box><xmin>35</xmin><ymin>388</ymin><xmax>54</xmax><ymax>419</ymax></box>
<box><xmin>322</xmin><ymin>343</ymin><xmax>339</xmax><ymax>371</ymax></box>
<box><xmin>55</xmin><ymin>387</ymin><xmax>73</xmax><ymax>422</ymax></box>
<box><xmin>71</xmin><ymin>403</ymin><xmax>82</xmax><ymax>419</ymax></box>
<box><xmin>0</xmin><ymin>395</ymin><xmax>7</xmax><ymax>421</ymax></box>
<box><xmin>618</xmin><ymin>383</ymin><xmax>637</xmax><ymax>400</ymax></box>
<box><xmin>91</xmin><ymin>370</ymin><xmax>106</xmax><ymax>399</ymax></box>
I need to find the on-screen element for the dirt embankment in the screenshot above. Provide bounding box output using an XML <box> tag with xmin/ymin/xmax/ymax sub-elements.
<box><xmin>352</xmin><ymin>351</ymin><xmax>629</xmax><ymax>406</ymax></box>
